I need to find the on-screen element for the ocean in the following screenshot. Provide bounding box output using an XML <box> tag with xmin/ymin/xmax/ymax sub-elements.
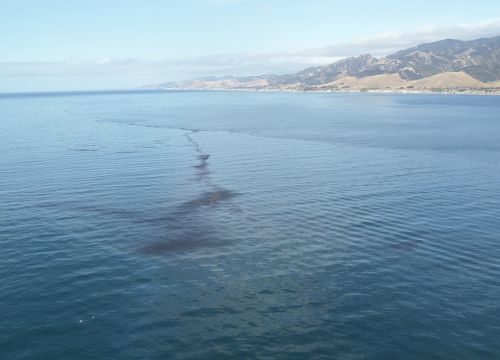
<box><xmin>1</xmin><ymin>90</ymin><xmax>500</xmax><ymax>359</ymax></box>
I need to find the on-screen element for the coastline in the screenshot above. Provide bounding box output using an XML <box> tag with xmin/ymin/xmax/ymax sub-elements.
<box><xmin>2</xmin><ymin>87</ymin><xmax>500</xmax><ymax>98</ymax></box>
<box><xmin>153</xmin><ymin>87</ymin><xmax>500</xmax><ymax>96</ymax></box>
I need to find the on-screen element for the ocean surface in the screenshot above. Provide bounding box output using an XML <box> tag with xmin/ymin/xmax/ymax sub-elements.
<box><xmin>1</xmin><ymin>90</ymin><xmax>500</xmax><ymax>359</ymax></box>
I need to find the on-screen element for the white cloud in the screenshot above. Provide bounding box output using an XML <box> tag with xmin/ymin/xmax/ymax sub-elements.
<box><xmin>305</xmin><ymin>18</ymin><xmax>500</xmax><ymax>58</ymax></box>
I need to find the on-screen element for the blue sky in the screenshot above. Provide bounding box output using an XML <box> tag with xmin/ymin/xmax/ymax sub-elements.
<box><xmin>1</xmin><ymin>0</ymin><xmax>500</xmax><ymax>91</ymax></box>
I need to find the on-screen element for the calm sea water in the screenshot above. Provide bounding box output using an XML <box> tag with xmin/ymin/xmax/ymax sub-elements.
<box><xmin>1</xmin><ymin>91</ymin><xmax>500</xmax><ymax>359</ymax></box>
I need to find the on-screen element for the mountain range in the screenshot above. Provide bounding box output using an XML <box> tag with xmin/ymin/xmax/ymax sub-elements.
<box><xmin>144</xmin><ymin>36</ymin><xmax>500</xmax><ymax>93</ymax></box>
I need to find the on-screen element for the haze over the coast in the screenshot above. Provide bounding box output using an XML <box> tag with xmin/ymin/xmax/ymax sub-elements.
<box><xmin>2</xmin><ymin>0</ymin><xmax>500</xmax><ymax>92</ymax></box>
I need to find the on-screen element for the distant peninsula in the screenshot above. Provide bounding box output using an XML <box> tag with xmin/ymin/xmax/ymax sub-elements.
<box><xmin>144</xmin><ymin>36</ymin><xmax>500</xmax><ymax>95</ymax></box>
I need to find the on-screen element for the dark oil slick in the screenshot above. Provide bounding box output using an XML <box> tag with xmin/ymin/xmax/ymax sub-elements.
<box><xmin>139</xmin><ymin>129</ymin><xmax>239</xmax><ymax>254</ymax></box>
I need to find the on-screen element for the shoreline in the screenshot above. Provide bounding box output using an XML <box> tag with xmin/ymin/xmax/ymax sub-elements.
<box><xmin>2</xmin><ymin>87</ymin><xmax>500</xmax><ymax>98</ymax></box>
<box><xmin>154</xmin><ymin>87</ymin><xmax>500</xmax><ymax>96</ymax></box>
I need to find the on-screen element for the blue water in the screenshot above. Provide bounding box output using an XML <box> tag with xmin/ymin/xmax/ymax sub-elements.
<box><xmin>1</xmin><ymin>91</ymin><xmax>500</xmax><ymax>359</ymax></box>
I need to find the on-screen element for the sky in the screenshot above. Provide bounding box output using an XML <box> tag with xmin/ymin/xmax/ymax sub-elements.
<box><xmin>1</xmin><ymin>0</ymin><xmax>500</xmax><ymax>92</ymax></box>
